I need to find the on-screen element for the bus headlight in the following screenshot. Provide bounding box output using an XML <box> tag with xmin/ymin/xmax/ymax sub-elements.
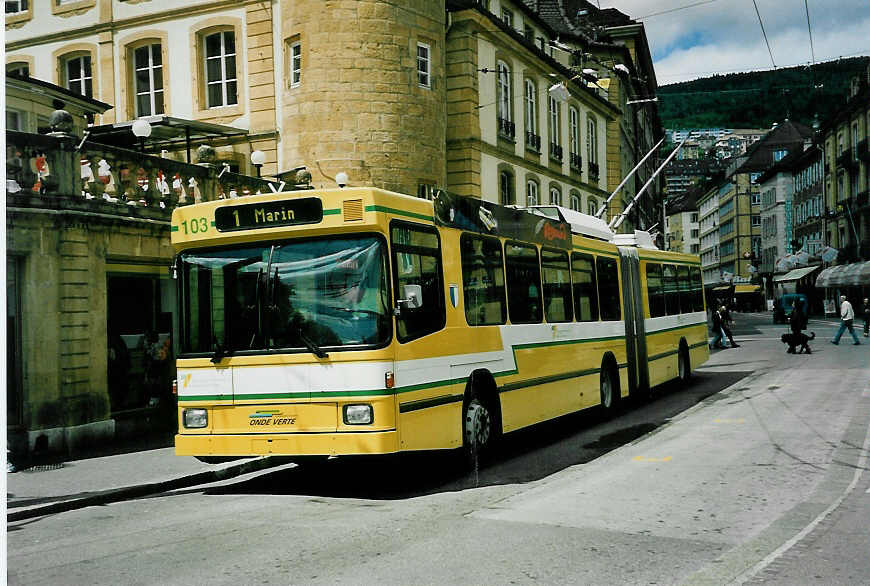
<box><xmin>183</xmin><ymin>408</ymin><xmax>208</xmax><ymax>429</ymax></box>
<box><xmin>343</xmin><ymin>404</ymin><xmax>373</xmax><ymax>425</ymax></box>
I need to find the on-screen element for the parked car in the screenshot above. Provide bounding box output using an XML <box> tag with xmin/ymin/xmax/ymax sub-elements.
<box><xmin>773</xmin><ymin>293</ymin><xmax>809</xmax><ymax>324</ymax></box>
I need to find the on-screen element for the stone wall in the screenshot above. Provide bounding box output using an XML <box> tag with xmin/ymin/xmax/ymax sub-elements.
<box><xmin>282</xmin><ymin>0</ymin><xmax>447</xmax><ymax>194</ymax></box>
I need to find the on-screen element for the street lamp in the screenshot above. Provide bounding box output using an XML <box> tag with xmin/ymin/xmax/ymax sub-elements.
<box><xmin>131</xmin><ymin>118</ymin><xmax>152</xmax><ymax>153</ymax></box>
<box><xmin>250</xmin><ymin>150</ymin><xmax>266</xmax><ymax>177</ymax></box>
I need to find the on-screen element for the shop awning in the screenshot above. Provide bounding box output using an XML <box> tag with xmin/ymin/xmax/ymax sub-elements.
<box><xmin>734</xmin><ymin>284</ymin><xmax>761</xmax><ymax>293</ymax></box>
<box><xmin>773</xmin><ymin>266</ymin><xmax>819</xmax><ymax>283</ymax></box>
<box><xmin>815</xmin><ymin>261</ymin><xmax>870</xmax><ymax>287</ymax></box>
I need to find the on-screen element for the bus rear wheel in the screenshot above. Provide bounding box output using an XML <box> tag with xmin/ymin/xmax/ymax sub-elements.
<box><xmin>678</xmin><ymin>345</ymin><xmax>691</xmax><ymax>383</ymax></box>
<box><xmin>600</xmin><ymin>364</ymin><xmax>619</xmax><ymax>416</ymax></box>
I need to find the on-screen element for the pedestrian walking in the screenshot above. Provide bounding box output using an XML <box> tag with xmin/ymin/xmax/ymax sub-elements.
<box><xmin>720</xmin><ymin>304</ymin><xmax>739</xmax><ymax>347</ymax></box>
<box><xmin>862</xmin><ymin>297</ymin><xmax>869</xmax><ymax>338</ymax></box>
<box><xmin>789</xmin><ymin>299</ymin><xmax>806</xmax><ymax>336</ymax></box>
<box><xmin>831</xmin><ymin>295</ymin><xmax>862</xmax><ymax>345</ymax></box>
<box><xmin>709</xmin><ymin>306</ymin><xmax>726</xmax><ymax>349</ymax></box>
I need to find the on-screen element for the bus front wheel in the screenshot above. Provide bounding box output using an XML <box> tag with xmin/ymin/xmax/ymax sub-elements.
<box><xmin>678</xmin><ymin>344</ymin><xmax>691</xmax><ymax>383</ymax></box>
<box><xmin>463</xmin><ymin>397</ymin><xmax>494</xmax><ymax>466</ymax></box>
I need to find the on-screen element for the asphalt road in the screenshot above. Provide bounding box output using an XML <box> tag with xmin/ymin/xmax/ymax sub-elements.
<box><xmin>7</xmin><ymin>312</ymin><xmax>870</xmax><ymax>585</ymax></box>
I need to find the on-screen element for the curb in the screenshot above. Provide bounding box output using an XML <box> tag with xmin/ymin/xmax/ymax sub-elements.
<box><xmin>7</xmin><ymin>455</ymin><xmax>279</xmax><ymax>522</ymax></box>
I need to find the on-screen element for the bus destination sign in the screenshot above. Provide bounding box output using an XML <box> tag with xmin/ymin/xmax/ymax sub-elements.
<box><xmin>214</xmin><ymin>198</ymin><xmax>323</xmax><ymax>232</ymax></box>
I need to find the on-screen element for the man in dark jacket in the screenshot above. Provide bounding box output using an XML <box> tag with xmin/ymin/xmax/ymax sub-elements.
<box><xmin>862</xmin><ymin>298</ymin><xmax>869</xmax><ymax>338</ymax></box>
<box><xmin>720</xmin><ymin>304</ymin><xmax>740</xmax><ymax>348</ymax></box>
<box><xmin>709</xmin><ymin>307</ymin><xmax>726</xmax><ymax>349</ymax></box>
<box><xmin>789</xmin><ymin>300</ymin><xmax>806</xmax><ymax>336</ymax></box>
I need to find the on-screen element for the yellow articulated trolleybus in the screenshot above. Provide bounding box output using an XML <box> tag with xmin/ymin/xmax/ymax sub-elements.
<box><xmin>170</xmin><ymin>187</ymin><xmax>709</xmax><ymax>462</ymax></box>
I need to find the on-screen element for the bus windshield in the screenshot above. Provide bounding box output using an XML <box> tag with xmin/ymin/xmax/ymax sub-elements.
<box><xmin>179</xmin><ymin>235</ymin><xmax>391</xmax><ymax>355</ymax></box>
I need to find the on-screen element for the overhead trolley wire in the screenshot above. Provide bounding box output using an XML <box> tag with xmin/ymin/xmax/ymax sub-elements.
<box><xmin>751</xmin><ymin>0</ymin><xmax>777</xmax><ymax>69</ymax></box>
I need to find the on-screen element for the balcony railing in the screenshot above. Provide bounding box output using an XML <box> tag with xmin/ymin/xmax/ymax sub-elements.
<box><xmin>497</xmin><ymin>117</ymin><xmax>515</xmax><ymax>141</ymax></box>
<box><xmin>569</xmin><ymin>152</ymin><xmax>582</xmax><ymax>172</ymax></box>
<box><xmin>6</xmin><ymin>128</ymin><xmax>303</xmax><ymax>213</ymax></box>
<box><xmin>525</xmin><ymin>131</ymin><xmax>540</xmax><ymax>152</ymax></box>
<box><xmin>549</xmin><ymin>143</ymin><xmax>563</xmax><ymax>162</ymax></box>
<box><xmin>587</xmin><ymin>161</ymin><xmax>599</xmax><ymax>180</ymax></box>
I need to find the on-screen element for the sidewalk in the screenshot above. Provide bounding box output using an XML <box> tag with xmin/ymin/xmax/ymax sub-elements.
<box><xmin>6</xmin><ymin>443</ymin><xmax>277</xmax><ymax>522</ymax></box>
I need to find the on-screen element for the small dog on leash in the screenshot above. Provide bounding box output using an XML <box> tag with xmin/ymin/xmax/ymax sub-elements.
<box><xmin>781</xmin><ymin>331</ymin><xmax>815</xmax><ymax>354</ymax></box>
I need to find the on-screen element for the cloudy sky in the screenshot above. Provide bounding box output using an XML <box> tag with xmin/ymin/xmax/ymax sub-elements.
<box><xmin>604</xmin><ymin>0</ymin><xmax>870</xmax><ymax>84</ymax></box>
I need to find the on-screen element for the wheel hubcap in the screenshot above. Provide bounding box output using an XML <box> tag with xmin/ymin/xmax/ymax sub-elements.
<box><xmin>601</xmin><ymin>373</ymin><xmax>612</xmax><ymax>408</ymax></box>
<box><xmin>466</xmin><ymin>402</ymin><xmax>490</xmax><ymax>448</ymax></box>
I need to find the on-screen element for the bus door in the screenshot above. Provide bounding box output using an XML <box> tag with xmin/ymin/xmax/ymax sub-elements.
<box><xmin>618</xmin><ymin>247</ymin><xmax>649</xmax><ymax>395</ymax></box>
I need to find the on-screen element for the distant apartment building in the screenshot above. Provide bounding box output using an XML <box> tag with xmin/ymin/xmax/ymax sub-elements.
<box><xmin>664</xmin><ymin>157</ymin><xmax>725</xmax><ymax>198</ymax></box>
<box><xmin>668</xmin><ymin>127</ymin><xmax>732</xmax><ymax>143</ymax></box>
<box><xmin>719</xmin><ymin>120</ymin><xmax>812</xmax><ymax>280</ymax></box>
<box><xmin>790</xmin><ymin>147</ymin><xmax>825</xmax><ymax>256</ymax></box>
<box><xmin>817</xmin><ymin>70</ymin><xmax>870</xmax><ymax>262</ymax></box>
<box><xmin>757</xmin><ymin>154</ymin><xmax>797</xmax><ymax>275</ymax></box>
<box><xmin>664</xmin><ymin>192</ymin><xmax>699</xmax><ymax>254</ymax></box>
<box><xmin>698</xmin><ymin>182</ymin><xmax>722</xmax><ymax>285</ymax></box>
<box><xmin>711</xmin><ymin>128</ymin><xmax>764</xmax><ymax>160</ymax></box>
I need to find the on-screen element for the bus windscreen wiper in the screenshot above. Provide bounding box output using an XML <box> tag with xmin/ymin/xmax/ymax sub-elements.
<box><xmin>298</xmin><ymin>329</ymin><xmax>328</xmax><ymax>359</ymax></box>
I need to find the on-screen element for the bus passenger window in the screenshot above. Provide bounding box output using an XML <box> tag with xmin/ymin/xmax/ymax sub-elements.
<box><xmin>571</xmin><ymin>252</ymin><xmax>599</xmax><ymax>321</ymax></box>
<box><xmin>677</xmin><ymin>265</ymin><xmax>692</xmax><ymax>313</ymax></box>
<box><xmin>505</xmin><ymin>242</ymin><xmax>542</xmax><ymax>323</ymax></box>
<box><xmin>391</xmin><ymin>222</ymin><xmax>446</xmax><ymax>342</ymax></box>
<box><xmin>646</xmin><ymin>263</ymin><xmax>665</xmax><ymax>318</ymax></box>
<box><xmin>460</xmin><ymin>234</ymin><xmax>506</xmax><ymax>326</ymax></box>
<box><xmin>663</xmin><ymin>264</ymin><xmax>680</xmax><ymax>315</ymax></box>
<box><xmin>596</xmin><ymin>257</ymin><xmax>621</xmax><ymax>321</ymax></box>
<box><xmin>541</xmin><ymin>248</ymin><xmax>572</xmax><ymax>322</ymax></box>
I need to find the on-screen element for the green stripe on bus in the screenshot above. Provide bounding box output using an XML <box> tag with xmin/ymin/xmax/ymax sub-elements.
<box><xmin>171</xmin><ymin>225</ymin><xmax>179</xmax><ymax>232</ymax></box>
<box><xmin>323</xmin><ymin>208</ymin><xmax>341</xmax><ymax>215</ymax></box>
<box><xmin>365</xmin><ymin>205</ymin><xmax>433</xmax><ymax>221</ymax></box>
<box><xmin>646</xmin><ymin>322</ymin><xmax>707</xmax><ymax>335</ymax></box>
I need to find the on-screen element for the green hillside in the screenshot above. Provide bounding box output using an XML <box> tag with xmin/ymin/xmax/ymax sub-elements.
<box><xmin>658</xmin><ymin>56</ymin><xmax>869</xmax><ymax>129</ymax></box>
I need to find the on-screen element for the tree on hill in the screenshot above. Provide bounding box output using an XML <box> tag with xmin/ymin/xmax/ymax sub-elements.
<box><xmin>658</xmin><ymin>56</ymin><xmax>869</xmax><ymax>129</ymax></box>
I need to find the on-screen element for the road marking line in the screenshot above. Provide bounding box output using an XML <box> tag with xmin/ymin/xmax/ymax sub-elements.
<box><xmin>714</xmin><ymin>418</ymin><xmax>745</xmax><ymax>424</ymax></box>
<box><xmin>733</xmin><ymin>404</ymin><xmax>870</xmax><ymax>583</ymax></box>
<box><xmin>633</xmin><ymin>456</ymin><xmax>672</xmax><ymax>462</ymax></box>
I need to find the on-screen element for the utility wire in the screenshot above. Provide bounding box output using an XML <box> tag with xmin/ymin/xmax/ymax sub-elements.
<box><xmin>804</xmin><ymin>0</ymin><xmax>816</xmax><ymax>65</ymax></box>
<box><xmin>635</xmin><ymin>0</ymin><xmax>719</xmax><ymax>20</ymax></box>
<box><xmin>752</xmin><ymin>0</ymin><xmax>776</xmax><ymax>69</ymax></box>
<box><xmin>656</xmin><ymin>49</ymin><xmax>870</xmax><ymax>80</ymax></box>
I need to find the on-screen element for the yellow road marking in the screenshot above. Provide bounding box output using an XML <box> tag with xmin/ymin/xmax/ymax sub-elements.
<box><xmin>633</xmin><ymin>456</ymin><xmax>672</xmax><ymax>462</ymax></box>
<box><xmin>714</xmin><ymin>418</ymin><xmax>746</xmax><ymax>424</ymax></box>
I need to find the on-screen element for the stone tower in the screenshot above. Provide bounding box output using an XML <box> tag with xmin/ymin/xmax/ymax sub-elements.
<box><xmin>282</xmin><ymin>0</ymin><xmax>447</xmax><ymax>194</ymax></box>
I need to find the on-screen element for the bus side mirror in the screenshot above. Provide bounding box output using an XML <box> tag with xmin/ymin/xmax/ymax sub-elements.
<box><xmin>395</xmin><ymin>284</ymin><xmax>423</xmax><ymax>315</ymax></box>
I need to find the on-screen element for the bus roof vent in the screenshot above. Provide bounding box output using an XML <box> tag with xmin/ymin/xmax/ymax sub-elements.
<box><xmin>343</xmin><ymin>199</ymin><xmax>364</xmax><ymax>222</ymax></box>
<box><xmin>524</xmin><ymin>205</ymin><xmax>614</xmax><ymax>241</ymax></box>
<box><xmin>611</xmin><ymin>230</ymin><xmax>659</xmax><ymax>249</ymax></box>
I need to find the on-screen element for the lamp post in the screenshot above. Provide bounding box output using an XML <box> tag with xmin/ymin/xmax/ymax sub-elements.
<box><xmin>250</xmin><ymin>150</ymin><xmax>266</xmax><ymax>177</ymax></box>
<box><xmin>131</xmin><ymin>118</ymin><xmax>152</xmax><ymax>153</ymax></box>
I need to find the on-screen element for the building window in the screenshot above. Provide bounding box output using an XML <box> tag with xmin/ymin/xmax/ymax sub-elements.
<box><xmin>6</xmin><ymin>0</ymin><xmax>27</xmax><ymax>13</ymax></box>
<box><xmin>496</xmin><ymin>60</ymin><xmax>511</xmax><ymax>123</ymax></box>
<box><xmin>587</xmin><ymin>198</ymin><xmax>597</xmax><ymax>215</ymax></box>
<box><xmin>290</xmin><ymin>41</ymin><xmax>301</xmax><ymax>88</ymax></box>
<box><xmin>501</xmin><ymin>8</ymin><xmax>513</xmax><ymax>28</ymax></box>
<box><xmin>524</xmin><ymin>79</ymin><xmax>537</xmax><ymax>137</ymax></box>
<box><xmin>500</xmin><ymin>169</ymin><xmax>515</xmax><ymax>205</ymax></box>
<box><xmin>417</xmin><ymin>42</ymin><xmax>430</xmax><ymax>88</ymax></box>
<box><xmin>6</xmin><ymin>110</ymin><xmax>23</xmax><ymax>131</ymax></box>
<box><xmin>548</xmin><ymin>96</ymin><xmax>560</xmax><ymax>147</ymax></box>
<box><xmin>133</xmin><ymin>43</ymin><xmax>164</xmax><ymax>116</ymax></box>
<box><xmin>6</xmin><ymin>62</ymin><xmax>29</xmax><ymax>77</ymax></box>
<box><xmin>773</xmin><ymin>149</ymin><xmax>787</xmax><ymax>162</ymax></box>
<box><xmin>751</xmin><ymin>192</ymin><xmax>760</xmax><ymax>205</ymax></box>
<box><xmin>569</xmin><ymin>106</ymin><xmax>579</xmax><ymax>159</ymax></box>
<box><xmin>523</xmin><ymin>25</ymin><xmax>533</xmax><ymax>41</ymax></box>
<box><xmin>63</xmin><ymin>54</ymin><xmax>93</xmax><ymax>97</ymax></box>
<box><xmin>586</xmin><ymin>115</ymin><xmax>597</xmax><ymax>163</ymax></box>
<box><xmin>570</xmin><ymin>193</ymin><xmax>580</xmax><ymax>211</ymax></box>
<box><xmin>549</xmin><ymin>186</ymin><xmax>561</xmax><ymax>206</ymax></box>
<box><xmin>526</xmin><ymin>180</ymin><xmax>538</xmax><ymax>206</ymax></box>
<box><xmin>204</xmin><ymin>30</ymin><xmax>238</xmax><ymax>108</ymax></box>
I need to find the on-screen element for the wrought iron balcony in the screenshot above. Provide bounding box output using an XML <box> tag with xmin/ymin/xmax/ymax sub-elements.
<box><xmin>497</xmin><ymin>117</ymin><xmax>515</xmax><ymax>140</ymax></box>
<box><xmin>525</xmin><ymin>131</ymin><xmax>540</xmax><ymax>152</ymax></box>
<box><xmin>569</xmin><ymin>152</ymin><xmax>582</xmax><ymax>172</ymax></box>
<box><xmin>588</xmin><ymin>161</ymin><xmax>600</xmax><ymax>180</ymax></box>
<box><xmin>549</xmin><ymin>143</ymin><xmax>563</xmax><ymax>162</ymax></box>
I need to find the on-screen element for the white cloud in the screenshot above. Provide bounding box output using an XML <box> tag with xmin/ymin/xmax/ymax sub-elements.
<box><xmin>602</xmin><ymin>0</ymin><xmax>870</xmax><ymax>83</ymax></box>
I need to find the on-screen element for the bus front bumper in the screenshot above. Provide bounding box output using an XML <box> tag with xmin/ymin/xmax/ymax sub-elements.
<box><xmin>175</xmin><ymin>430</ymin><xmax>400</xmax><ymax>457</ymax></box>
